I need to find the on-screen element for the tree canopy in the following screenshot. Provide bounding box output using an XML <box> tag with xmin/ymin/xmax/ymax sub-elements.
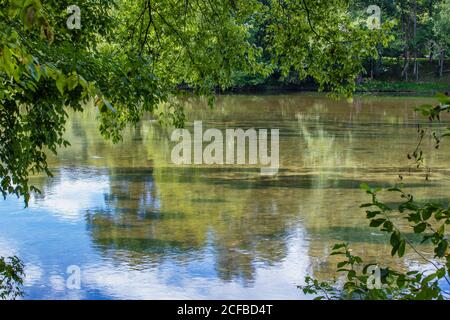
<box><xmin>1</xmin><ymin>0</ymin><xmax>393</xmax><ymax>204</ymax></box>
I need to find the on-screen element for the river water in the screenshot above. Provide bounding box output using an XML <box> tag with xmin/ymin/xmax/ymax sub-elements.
<box><xmin>1</xmin><ymin>93</ymin><xmax>449</xmax><ymax>299</ymax></box>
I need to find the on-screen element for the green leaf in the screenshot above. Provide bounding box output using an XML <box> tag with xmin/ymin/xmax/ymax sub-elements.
<box><xmin>390</xmin><ymin>231</ymin><xmax>400</xmax><ymax>255</ymax></box>
<box><xmin>435</xmin><ymin>241</ymin><xmax>448</xmax><ymax>258</ymax></box>
<box><xmin>347</xmin><ymin>270</ymin><xmax>356</xmax><ymax>280</ymax></box>
<box><xmin>56</xmin><ymin>74</ymin><xmax>66</xmax><ymax>95</ymax></box>
<box><xmin>414</xmin><ymin>223</ymin><xmax>427</xmax><ymax>234</ymax></box>
<box><xmin>370</xmin><ymin>218</ymin><xmax>386</xmax><ymax>228</ymax></box>
<box><xmin>360</xmin><ymin>183</ymin><xmax>372</xmax><ymax>193</ymax></box>
<box><xmin>332</xmin><ymin>243</ymin><xmax>347</xmax><ymax>250</ymax></box>
<box><xmin>398</xmin><ymin>240</ymin><xmax>406</xmax><ymax>258</ymax></box>
<box><xmin>414</xmin><ymin>104</ymin><xmax>434</xmax><ymax>116</ymax></box>
<box><xmin>422</xmin><ymin>273</ymin><xmax>437</xmax><ymax>284</ymax></box>
<box><xmin>437</xmin><ymin>224</ymin><xmax>445</xmax><ymax>236</ymax></box>
<box><xmin>421</xmin><ymin>209</ymin><xmax>433</xmax><ymax>221</ymax></box>
<box><xmin>436</xmin><ymin>268</ymin><xmax>446</xmax><ymax>279</ymax></box>
<box><xmin>366</xmin><ymin>210</ymin><xmax>381</xmax><ymax>219</ymax></box>
<box><xmin>66</xmin><ymin>74</ymin><xmax>79</xmax><ymax>91</ymax></box>
<box><xmin>382</xmin><ymin>220</ymin><xmax>393</xmax><ymax>232</ymax></box>
<box><xmin>437</xmin><ymin>93</ymin><xmax>450</xmax><ymax>105</ymax></box>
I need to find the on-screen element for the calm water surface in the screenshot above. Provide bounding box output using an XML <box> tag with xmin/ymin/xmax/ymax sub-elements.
<box><xmin>1</xmin><ymin>93</ymin><xmax>449</xmax><ymax>299</ymax></box>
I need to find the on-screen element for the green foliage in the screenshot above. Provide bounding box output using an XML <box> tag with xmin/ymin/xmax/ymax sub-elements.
<box><xmin>301</xmin><ymin>97</ymin><xmax>450</xmax><ymax>300</ymax></box>
<box><xmin>434</xmin><ymin>0</ymin><xmax>450</xmax><ymax>50</ymax></box>
<box><xmin>410</xmin><ymin>94</ymin><xmax>450</xmax><ymax>171</ymax></box>
<box><xmin>263</xmin><ymin>0</ymin><xmax>395</xmax><ymax>97</ymax></box>
<box><xmin>0</xmin><ymin>0</ymin><xmax>111</xmax><ymax>204</ymax></box>
<box><xmin>301</xmin><ymin>185</ymin><xmax>450</xmax><ymax>300</ymax></box>
<box><xmin>0</xmin><ymin>256</ymin><xmax>24</xmax><ymax>300</ymax></box>
<box><xmin>357</xmin><ymin>80</ymin><xmax>450</xmax><ymax>93</ymax></box>
<box><xmin>0</xmin><ymin>0</ymin><xmax>391</xmax><ymax>206</ymax></box>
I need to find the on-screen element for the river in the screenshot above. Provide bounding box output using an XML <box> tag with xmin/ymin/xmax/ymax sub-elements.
<box><xmin>1</xmin><ymin>93</ymin><xmax>449</xmax><ymax>299</ymax></box>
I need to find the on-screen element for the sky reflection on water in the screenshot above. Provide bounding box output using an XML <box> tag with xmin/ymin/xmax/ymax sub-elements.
<box><xmin>0</xmin><ymin>93</ymin><xmax>449</xmax><ymax>299</ymax></box>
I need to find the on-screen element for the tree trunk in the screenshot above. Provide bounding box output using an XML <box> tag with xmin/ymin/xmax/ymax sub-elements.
<box><xmin>401</xmin><ymin>16</ymin><xmax>410</xmax><ymax>82</ymax></box>
<box><xmin>413</xmin><ymin>0</ymin><xmax>418</xmax><ymax>81</ymax></box>
<box><xmin>370</xmin><ymin>58</ymin><xmax>374</xmax><ymax>80</ymax></box>
<box><xmin>428</xmin><ymin>1</ymin><xmax>435</xmax><ymax>63</ymax></box>
<box><xmin>377</xmin><ymin>45</ymin><xmax>383</xmax><ymax>79</ymax></box>
<box><xmin>416</xmin><ymin>60</ymin><xmax>419</xmax><ymax>82</ymax></box>
<box><xmin>402</xmin><ymin>50</ymin><xmax>410</xmax><ymax>81</ymax></box>
<box><xmin>439</xmin><ymin>50</ymin><xmax>445</xmax><ymax>78</ymax></box>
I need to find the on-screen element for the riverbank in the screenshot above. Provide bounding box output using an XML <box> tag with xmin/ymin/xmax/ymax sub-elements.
<box><xmin>223</xmin><ymin>80</ymin><xmax>449</xmax><ymax>96</ymax></box>
<box><xmin>224</xmin><ymin>58</ymin><xmax>449</xmax><ymax>95</ymax></box>
<box><xmin>356</xmin><ymin>80</ymin><xmax>450</xmax><ymax>95</ymax></box>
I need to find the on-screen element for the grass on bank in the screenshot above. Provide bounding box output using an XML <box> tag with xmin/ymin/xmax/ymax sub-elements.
<box><xmin>357</xmin><ymin>80</ymin><xmax>450</xmax><ymax>94</ymax></box>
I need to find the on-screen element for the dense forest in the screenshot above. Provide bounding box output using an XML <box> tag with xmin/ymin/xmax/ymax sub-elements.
<box><xmin>231</xmin><ymin>0</ymin><xmax>450</xmax><ymax>90</ymax></box>
<box><xmin>356</xmin><ymin>0</ymin><xmax>449</xmax><ymax>81</ymax></box>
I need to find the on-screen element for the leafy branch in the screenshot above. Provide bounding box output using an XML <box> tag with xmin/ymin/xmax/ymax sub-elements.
<box><xmin>301</xmin><ymin>95</ymin><xmax>450</xmax><ymax>300</ymax></box>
